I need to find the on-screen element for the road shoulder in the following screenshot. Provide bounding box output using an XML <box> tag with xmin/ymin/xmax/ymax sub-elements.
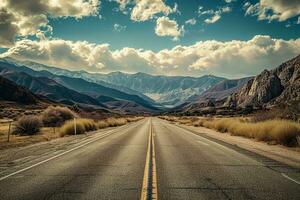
<box><xmin>175</xmin><ymin>122</ymin><xmax>300</xmax><ymax>169</ymax></box>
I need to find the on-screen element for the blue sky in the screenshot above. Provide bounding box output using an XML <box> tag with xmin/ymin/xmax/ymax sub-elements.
<box><xmin>0</xmin><ymin>0</ymin><xmax>300</xmax><ymax>78</ymax></box>
<box><xmin>47</xmin><ymin>0</ymin><xmax>300</xmax><ymax>51</ymax></box>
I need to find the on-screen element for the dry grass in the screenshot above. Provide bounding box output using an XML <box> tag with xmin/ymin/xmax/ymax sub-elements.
<box><xmin>161</xmin><ymin>116</ymin><xmax>300</xmax><ymax>147</ymax></box>
<box><xmin>13</xmin><ymin>115</ymin><xmax>43</xmax><ymax>135</ymax></box>
<box><xmin>105</xmin><ymin>117</ymin><xmax>127</xmax><ymax>127</ymax></box>
<box><xmin>59</xmin><ymin>120</ymin><xmax>85</xmax><ymax>137</ymax></box>
<box><xmin>59</xmin><ymin>116</ymin><xmax>143</xmax><ymax>137</ymax></box>
<box><xmin>41</xmin><ymin>106</ymin><xmax>77</xmax><ymax>127</ymax></box>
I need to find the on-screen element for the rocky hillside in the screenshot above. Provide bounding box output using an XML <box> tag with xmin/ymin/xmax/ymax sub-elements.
<box><xmin>234</xmin><ymin>55</ymin><xmax>300</xmax><ymax>107</ymax></box>
<box><xmin>197</xmin><ymin>77</ymin><xmax>252</xmax><ymax>102</ymax></box>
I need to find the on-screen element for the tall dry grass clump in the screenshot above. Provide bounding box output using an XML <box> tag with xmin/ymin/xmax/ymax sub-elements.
<box><xmin>41</xmin><ymin>106</ymin><xmax>77</xmax><ymax>127</ymax></box>
<box><xmin>97</xmin><ymin>120</ymin><xmax>109</xmax><ymax>129</ymax></box>
<box><xmin>202</xmin><ymin>118</ymin><xmax>300</xmax><ymax>146</ymax></box>
<box><xmin>126</xmin><ymin>116</ymin><xmax>144</xmax><ymax>122</ymax></box>
<box><xmin>105</xmin><ymin>117</ymin><xmax>127</xmax><ymax>127</ymax></box>
<box><xmin>59</xmin><ymin>116</ymin><xmax>142</xmax><ymax>137</ymax></box>
<box><xmin>59</xmin><ymin>120</ymin><xmax>85</xmax><ymax>137</ymax></box>
<box><xmin>77</xmin><ymin>118</ymin><xmax>97</xmax><ymax>131</ymax></box>
<box><xmin>159</xmin><ymin>115</ymin><xmax>300</xmax><ymax>146</ymax></box>
<box><xmin>13</xmin><ymin>115</ymin><xmax>43</xmax><ymax>135</ymax></box>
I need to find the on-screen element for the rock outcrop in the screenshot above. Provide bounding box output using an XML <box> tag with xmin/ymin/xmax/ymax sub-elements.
<box><xmin>233</xmin><ymin>55</ymin><xmax>300</xmax><ymax>107</ymax></box>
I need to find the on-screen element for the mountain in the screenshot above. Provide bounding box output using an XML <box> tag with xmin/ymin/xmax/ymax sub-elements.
<box><xmin>0</xmin><ymin>67</ymin><xmax>107</xmax><ymax>108</ymax></box>
<box><xmin>234</xmin><ymin>55</ymin><xmax>300</xmax><ymax>107</ymax></box>
<box><xmin>90</xmin><ymin>72</ymin><xmax>226</xmax><ymax>107</ymax></box>
<box><xmin>2</xmin><ymin>58</ymin><xmax>225</xmax><ymax>107</ymax></box>
<box><xmin>0</xmin><ymin>59</ymin><xmax>158</xmax><ymax>114</ymax></box>
<box><xmin>196</xmin><ymin>77</ymin><xmax>253</xmax><ymax>101</ymax></box>
<box><xmin>3</xmin><ymin>58</ymin><xmax>157</xmax><ymax>106</ymax></box>
<box><xmin>0</xmin><ymin>76</ymin><xmax>38</xmax><ymax>104</ymax></box>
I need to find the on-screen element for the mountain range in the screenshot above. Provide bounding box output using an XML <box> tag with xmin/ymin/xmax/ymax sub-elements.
<box><xmin>175</xmin><ymin>55</ymin><xmax>300</xmax><ymax>114</ymax></box>
<box><xmin>3</xmin><ymin>58</ymin><xmax>225</xmax><ymax>107</ymax></box>
<box><xmin>0</xmin><ymin>54</ymin><xmax>299</xmax><ymax>115</ymax></box>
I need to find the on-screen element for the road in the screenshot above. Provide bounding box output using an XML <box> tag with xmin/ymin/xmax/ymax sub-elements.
<box><xmin>0</xmin><ymin>117</ymin><xmax>299</xmax><ymax>199</ymax></box>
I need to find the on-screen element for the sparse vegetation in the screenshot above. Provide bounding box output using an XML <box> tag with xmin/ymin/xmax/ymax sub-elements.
<box><xmin>41</xmin><ymin>106</ymin><xmax>77</xmax><ymax>127</ymax></box>
<box><xmin>13</xmin><ymin>115</ymin><xmax>43</xmax><ymax>135</ymax></box>
<box><xmin>105</xmin><ymin>117</ymin><xmax>127</xmax><ymax>127</ymax></box>
<box><xmin>59</xmin><ymin>119</ymin><xmax>85</xmax><ymax>137</ymax></box>
<box><xmin>59</xmin><ymin>117</ymin><xmax>143</xmax><ymax>137</ymax></box>
<box><xmin>161</xmin><ymin>116</ymin><xmax>300</xmax><ymax>147</ymax></box>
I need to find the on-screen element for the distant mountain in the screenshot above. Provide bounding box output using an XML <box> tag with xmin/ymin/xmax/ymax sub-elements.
<box><xmin>2</xmin><ymin>58</ymin><xmax>157</xmax><ymax>106</ymax></box>
<box><xmin>91</xmin><ymin>72</ymin><xmax>225</xmax><ymax>107</ymax></box>
<box><xmin>0</xmin><ymin>59</ymin><xmax>159</xmax><ymax>114</ymax></box>
<box><xmin>0</xmin><ymin>67</ymin><xmax>107</xmax><ymax>108</ymax></box>
<box><xmin>0</xmin><ymin>76</ymin><xmax>38</xmax><ymax>104</ymax></box>
<box><xmin>197</xmin><ymin>77</ymin><xmax>253</xmax><ymax>101</ymax></box>
<box><xmin>233</xmin><ymin>54</ymin><xmax>300</xmax><ymax>107</ymax></box>
<box><xmin>2</xmin><ymin>57</ymin><xmax>225</xmax><ymax>107</ymax></box>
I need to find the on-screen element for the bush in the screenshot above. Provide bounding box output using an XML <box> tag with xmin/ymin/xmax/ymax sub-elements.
<box><xmin>13</xmin><ymin>115</ymin><xmax>43</xmax><ymax>135</ymax></box>
<box><xmin>77</xmin><ymin>118</ymin><xmax>97</xmax><ymax>131</ymax></box>
<box><xmin>203</xmin><ymin>118</ymin><xmax>300</xmax><ymax>146</ymax></box>
<box><xmin>97</xmin><ymin>121</ymin><xmax>109</xmax><ymax>129</ymax></box>
<box><xmin>41</xmin><ymin>106</ymin><xmax>77</xmax><ymax>127</ymax></box>
<box><xmin>105</xmin><ymin>117</ymin><xmax>127</xmax><ymax>127</ymax></box>
<box><xmin>59</xmin><ymin>120</ymin><xmax>85</xmax><ymax>137</ymax></box>
<box><xmin>162</xmin><ymin>116</ymin><xmax>300</xmax><ymax>147</ymax></box>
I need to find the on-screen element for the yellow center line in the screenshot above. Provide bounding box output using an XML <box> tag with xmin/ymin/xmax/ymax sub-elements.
<box><xmin>140</xmin><ymin>118</ymin><xmax>158</xmax><ymax>200</ymax></box>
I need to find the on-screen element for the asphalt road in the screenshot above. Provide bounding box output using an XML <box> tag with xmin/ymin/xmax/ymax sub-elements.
<box><xmin>0</xmin><ymin>117</ymin><xmax>299</xmax><ymax>200</ymax></box>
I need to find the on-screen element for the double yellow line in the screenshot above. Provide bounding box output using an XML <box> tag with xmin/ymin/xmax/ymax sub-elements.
<box><xmin>141</xmin><ymin>119</ymin><xmax>158</xmax><ymax>200</ymax></box>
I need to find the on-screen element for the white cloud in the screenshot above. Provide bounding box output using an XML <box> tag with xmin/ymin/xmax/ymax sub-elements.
<box><xmin>155</xmin><ymin>16</ymin><xmax>184</xmax><ymax>40</ymax></box>
<box><xmin>113</xmin><ymin>23</ymin><xmax>126</xmax><ymax>32</ymax></box>
<box><xmin>0</xmin><ymin>0</ymin><xmax>100</xmax><ymax>47</ymax></box>
<box><xmin>185</xmin><ymin>18</ymin><xmax>196</xmax><ymax>25</ymax></box>
<box><xmin>244</xmin><ymin>0</ymin><xmax>300</xmax><ymax>22</ymax></box>
<box><xmin>198</xmin><ymin>6</ymin><xmax>231</xmax><ymax>24</ymax></box>
<box><xmin>2</xmin><ymin>35</ymin><xmax>300</xmax><ymax>78</ymax></box>
<box><xmin>204</xmin><ymin>15</ymin><xmax>221</xmax><ymax>24</ymax></box>
<box><xmin>130</xmin><ymin>0</ymin><xmax>177</xmax><ymax>21</ymax></box>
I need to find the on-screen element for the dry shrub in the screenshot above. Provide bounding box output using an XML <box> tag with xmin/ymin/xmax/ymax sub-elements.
<box><xmin>77</xmin><ymin>118</ymin><xmax>97</xmax><ymax>131</ymax></box>
<box><xmin>59</xmin><ymin>120</ymin><xmax>85</xmax><ymax>137</ymax></box>
<box><xmin>13</xmin><ymin>115</ymin><xmax>42</xmax><ymax>135</ymax></box>
<box><xmin>126</xmin><ymin>117</ymin><xmax>144</xmax><ymax>122</ymax></box>
<box><xmin>41</xmin><ymin>106</ymin><xmax>77</xmax><ymax>127</ymax></box>
<box><xmin>97</xmin><ymin>121</ymin><xmax>109</xmax><ymax>129</ymax></box>
<box><xmin>202</xmin><ymin>118</ymin><xmax>300</xmax><ymax>146</ymax></box>
<box><xmin>105</xmin><ymin>117</ymin><xmax>127</xmax><ymax>127</ymax></box>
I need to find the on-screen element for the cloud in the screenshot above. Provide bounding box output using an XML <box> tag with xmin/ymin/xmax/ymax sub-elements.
<box><xmin>2</xmin><ymin>35</ymin><xmax>300</xmax><ymax>78</ymax></box>
<box><xmin>113</xmin><ymin>23</ymin><xmax>126</xmax><ymax>32</ymax></box>
<box><xmin>131</xmin><ymin>0</ymin><xmax>177</xmax><ymax>21</ymax></box>
<box><xmin>198</xmin><ymin>6</ymin><xmax>231</xmax><ymax>24</ymax></box>
<box><xmin>244</xmin><ymin>0</ymin><xmax>300</xmax><ymax>22</ymax></box>
<box><xmin>155</xmin><ymin>16</ymin><xmax>184</xmax><ymax>40</ymax></box>
<box><xmin>114</xmin><ymin>0</ymin><xmax>177</xmax><ymax>21</ymax></box>
<box><xmin>0</xmin><ymin>0</ymin><xmax>100</xmax><ymax>47</ymax></box>
<box><xmin>185</xmin><ymin>18</ymin><xmax>196</xmax><ymax>25</ymax></box>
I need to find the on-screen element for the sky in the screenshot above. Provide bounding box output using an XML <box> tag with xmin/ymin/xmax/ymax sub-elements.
<box><xmin>0</xmin><ymin>0</ymin><xmax>300</xmax><ymax>78</ymax></box>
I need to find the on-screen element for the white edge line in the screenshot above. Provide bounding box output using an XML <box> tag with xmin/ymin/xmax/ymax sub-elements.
<box><xmin>281</xmin><ymin>173</ymin><xmax>300</xmax><ymax>185</ymax></box>
<box><xmin>171</xmin><ymin>124</ymin><xmax>232</xmax><ymax>151</ymax></box>
<box><xmin>0</xmin><ymin>121</ymin><xmax>144</xmax><ymax>182</ymax></box>
<box><xmin>0</xmin><ymin>131</ymin><xmax>114</xmax><ymax>181</ymax></box>
<box><xmin>197</xmin><ymin>140</ymin><xmax>209</xmax><ymax>146</ymax></box>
